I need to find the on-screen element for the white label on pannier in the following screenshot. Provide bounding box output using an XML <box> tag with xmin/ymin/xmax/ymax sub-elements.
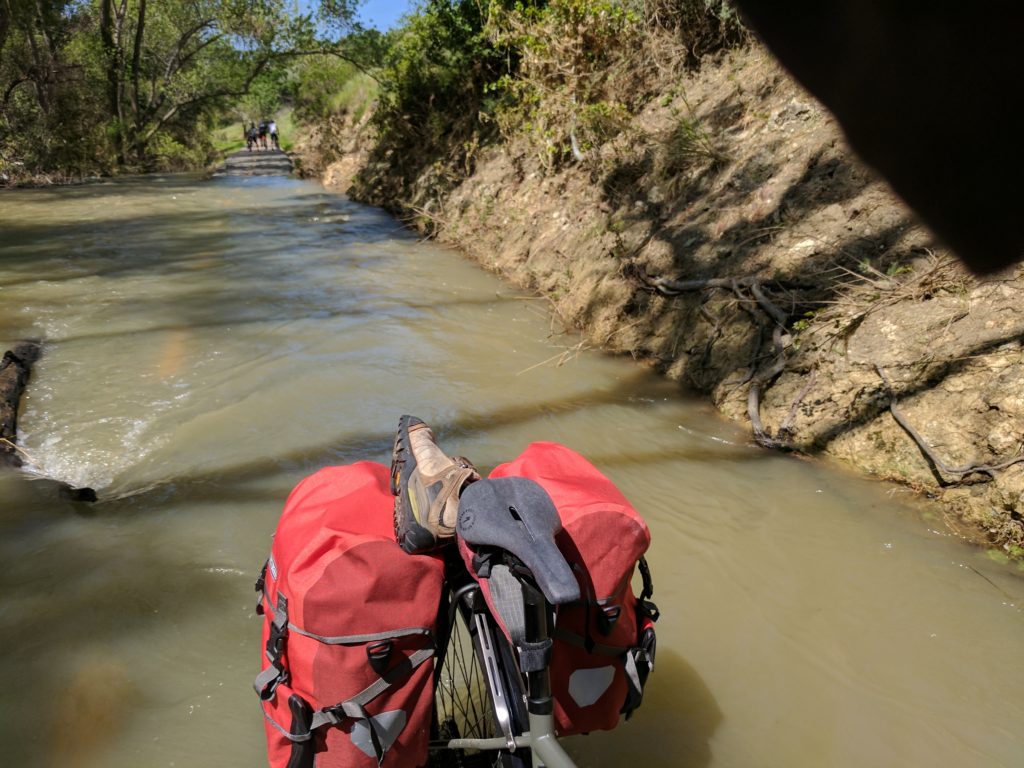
<box><xmin>568</xmin><ymin>666</ymin><xmax>615</xmax><ymax>707</ymax></box>
<box><xmin>268</xmin><ymin>555</ymin><xmax>278</xmax><ymax>581</ymax></box>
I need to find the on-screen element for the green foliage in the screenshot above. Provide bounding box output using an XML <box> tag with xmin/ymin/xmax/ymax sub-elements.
<box><xmin>790</xmin><ymin>311</ymin><xmax>818</xmax><ymax>333</ymax></box>
<box><xmin>480</xmin><ymin>0</ymin><xmax>745</xmax><ymax>171</ymax></box>
<box><xmin>289</xmin><ymin>56</ymin><xmax>378</xmax><ymax>124</ymax></box>
<box><xmin>576</xmin><ymin>100</ymin><xmax>630</xmax><ymax>150</ymax></box>
<box><xmin>381</xmin><ymin>0</ymin><xmax>508</xmax><ymax>122</ymax></box>
<box><xmin>0</xmin><ymin>0</ymin><xmax>363</xmax><ymax>179</ymax></box>
<box><xmin>0</xmin><ymin>0</ymin><xmax>748</xmax><ymax>182</ymax></box>
<box><xmin>212</xmin><ymin>121</ymin><xmax>248</xmax><ymax>155</ymax></box>
<box><xmin>285</xmin><ymin>24</ymin><xmax>387</xmax><ymax>124</ymax></box>
<box><xmin>148</xmin><ymin>131</ymin><xmax>212</xmax><ymax>171</ymax></box>
<box><xmin>273</xmin><ymin>109</ymin><xmax>298</xmax><ymax>151</ymax></box>
<box><xmin>0</xmin><ymin>0</ymin><xmax>113</xmax><ymax>178</ymax></box>
<box><xmin>241</xmin><ymin>69</ymin><xmax>289</xmax><ymax>125</ymax></box>
<box><xmin>317</xmin><ymin>0</ymin><xmax>362</xmax><ymax>34</ymax></box>
<box><xmin>361</xmin><ymin>0</ymin><xmax>514</xmax><ymax>192</ymax></box>
<box><xmin>328</xmin><ymin>73</ymin><xmax>378</xmax><ymax>125</ymax></box>
<box><xmin>484</xmin><ymin>0</ymin><xmax>664</xmax><ymax>169</ymax></box>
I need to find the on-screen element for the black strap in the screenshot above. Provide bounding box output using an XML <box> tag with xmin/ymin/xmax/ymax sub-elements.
<box><xmin>349</xmin><ymin>700</ymin><xmax>386</xmax><ymax>767</ymax></box>
<box><xmin>254</xmin><ymin>560</ymin><xmax>268</xmax><ymax>615</ymax></box>
<box><xmin>471</xmin><ymin>548</ymin><xmax>496</xmax><ymax>579</ymax></box>
<box><xmin>622</xmin><ymin>625</ymin><xmax>656</xmax><ymax>719</ymax></box>
<box><xmin>638</xmin><ymin>556</ymin><xmax>654</xmax><ymax>601</ymax></box>
<box><xmin>640</xmin><ymin>599</ymin><xmax>660</xmax><ymax>622</ymax></box>
<box><xmin>518</xmin><ymin>638</ymin><xmax>552</xmax><ymax>673</ymax></box>
<box><xmin>553</xmin><ymin>625</ymin><xmax>628</xmax><ymax>657</ymax></box>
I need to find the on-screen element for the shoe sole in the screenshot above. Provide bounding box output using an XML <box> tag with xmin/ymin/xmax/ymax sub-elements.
<box><xmin>391</xmin><ymin>415</ymin><xmax>437</xmax><ymax>553</ymax></box>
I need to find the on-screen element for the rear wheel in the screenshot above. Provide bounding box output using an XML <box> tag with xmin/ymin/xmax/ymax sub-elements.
<box><xmin>431</xmin><ymin>583</ymin><xmax>530</xmax><ymax>768</ymax></box>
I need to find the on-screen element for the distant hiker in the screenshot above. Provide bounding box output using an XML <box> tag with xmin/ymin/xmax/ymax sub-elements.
<box><xmin>258</xmin><ymin>120</ymin><xmax>268</xmax><ymax>150</ymax></box>
<box><xmin>268</xmin><ymin>120</ymin><xmax>279</xmax><ymax>150</ymax></box>
<box><xmin>245</xmin><ymin>122</ymin><xmax>257</xmax><ymax>151</ymax></box>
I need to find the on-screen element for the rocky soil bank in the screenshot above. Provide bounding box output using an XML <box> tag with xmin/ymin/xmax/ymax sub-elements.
<box><xmin>309</xmin><ymin>45</ymin><xmax>1024</xmax><ymax>562</ymax></box>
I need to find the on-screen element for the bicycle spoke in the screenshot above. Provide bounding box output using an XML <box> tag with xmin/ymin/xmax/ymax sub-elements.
<box><xmin>432</xmin><ymin>589</ymin><xmax>530</xmax><ymax>768</ymax></box>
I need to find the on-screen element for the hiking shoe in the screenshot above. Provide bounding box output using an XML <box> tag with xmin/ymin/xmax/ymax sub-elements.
<box><xmin>391</xmin><ymin>415</ymin><xmax>480</xmax><ymax>554</ymax></box>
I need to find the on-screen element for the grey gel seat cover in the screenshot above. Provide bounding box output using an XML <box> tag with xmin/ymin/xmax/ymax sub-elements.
<box><xmin>456</xmin><ymin>477</ymin><xmax>581</xmax><ymax>605</ymax></box>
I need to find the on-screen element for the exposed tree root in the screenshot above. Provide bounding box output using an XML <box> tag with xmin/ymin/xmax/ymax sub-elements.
<box><xmin>747</xmin><ymin>326</ymin><xmax>788</xmax><ymax>449</ymax></box>
<box><xmin>630</xmin><ymin>265</ymin><xmax>811</xmax><ymax>448</ymax></box>
<box><xmin>875</xmin><ymin>364</ymin><xmax>1024</xmax><ymax>485</ymax></box>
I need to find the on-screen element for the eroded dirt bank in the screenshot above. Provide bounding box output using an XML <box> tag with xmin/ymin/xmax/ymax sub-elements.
<box><xmin>311</xmin><ymin>45</ymin><xmax>1024</xmax><ymax>559</ymax></box>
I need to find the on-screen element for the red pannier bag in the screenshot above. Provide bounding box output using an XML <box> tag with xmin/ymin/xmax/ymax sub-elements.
<box><xmin>254</xmin><ymin>462</ymin><xmax>445</xmax><ymax>767</ymax></box>
<box><xmin>487</xmin><ymin>442</ymin><xmax>658</xmax><ymax>736</ymax></box>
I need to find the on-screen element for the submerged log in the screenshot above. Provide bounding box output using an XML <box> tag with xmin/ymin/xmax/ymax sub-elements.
<box><xmin>0</xmin><ymin>341</ymin><xmax>40</xmax><ymax>467</ymax></box>
<box><xmin>0</xmin><ymin>341</ymin><xmax>96</xmax><ymax>502</ymax></box>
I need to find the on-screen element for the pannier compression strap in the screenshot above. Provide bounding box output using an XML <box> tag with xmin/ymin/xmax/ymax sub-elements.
<box><xmin>307</xmin><ymin>645</ymin><xmax>435</xmax><ymax>765</ymax></box>
<box><xmin>288</xmin><ymin>626</ymin><xmax>432</xmax><ymax>645</ymax></box>
<box><xmin>254</xmin><ymin>593</ymin><xmax>290</xmax><ymax>699</ymax></box>
<box><xmin>552</xmin><ymin>626</ymin><xmax>627</xmax><ymax>657</ymax></box>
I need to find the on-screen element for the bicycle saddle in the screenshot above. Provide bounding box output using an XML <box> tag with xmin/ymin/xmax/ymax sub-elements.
<box><xmin>456</xmin><ymin>477</ymin><xmax>581</xmax><ymax>605</ymax></box>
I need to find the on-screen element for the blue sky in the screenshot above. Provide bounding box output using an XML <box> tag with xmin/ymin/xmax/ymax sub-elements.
<box><xmin>356</xmin><ymin>0</ymin><xmax>417</xmax><ymax>30</ymax></box>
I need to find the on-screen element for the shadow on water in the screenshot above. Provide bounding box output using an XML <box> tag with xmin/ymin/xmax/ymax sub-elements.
<box><xmin>0</xmin><ymin>182</ymin><xmax>408</xmax><ymax>275</ymax></box>
<box><xmin>35</xmin><ymin>290</ymin><xmax>534</xmax><ymax>347</ymax></box>
<box><xmin>92</xmin><ymin>369</ymin><xmax>766</xmax><ymax>510</ymax></box>
<box><xmin>567</xmin><ymin>648</ymin><xmax>722</xmax><ymax>768</ymax></box>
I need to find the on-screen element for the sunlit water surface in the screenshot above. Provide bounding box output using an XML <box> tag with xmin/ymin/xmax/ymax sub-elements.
<box><xmin>1</xmin><ymin>174</ymin><xmax>1021</xmax><ymax>767</ymax></box>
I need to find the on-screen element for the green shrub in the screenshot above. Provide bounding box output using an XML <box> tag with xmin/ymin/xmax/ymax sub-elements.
<box><xmin>291</xmin><ymin>57</ymin><xmax>368</xmax><ymax>123</ymax></box>
<box><xmin>358</xmin><ymin>0</ymin><xmax>514</xmax><ymax>195</ymax></box>
<box><xmin>663</xmin><ymin>112</ymin><xmax>725</xmax><ymax>172</ymax></box>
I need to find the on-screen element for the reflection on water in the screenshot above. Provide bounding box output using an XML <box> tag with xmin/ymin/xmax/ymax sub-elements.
<box><xmin>0</xmin><ymin>174</ymin><xmax>1022</xmax><ymax>767</ymax></box>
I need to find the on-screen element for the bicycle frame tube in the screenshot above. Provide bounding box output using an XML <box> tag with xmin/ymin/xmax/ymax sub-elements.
<box><xmin>445</xmin><ymin>715</ymin><xmax>575</xmax><ymax>768</ymax></box>
<box><xmin>528</xmin><ymin>711</ymin><xmax>576</xmax><ymax>768</ymax></box>
<box><xmin>521</xmin><ymin>577</ymin><xmax>576</xmax><ymax>768</ymax></box>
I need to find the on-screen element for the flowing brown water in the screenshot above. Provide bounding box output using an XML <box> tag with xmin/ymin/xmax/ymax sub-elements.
<box><xmin>1</xmin><ymin>174</ymin><xmax>1022</xmax><ymax>767</ymax></box>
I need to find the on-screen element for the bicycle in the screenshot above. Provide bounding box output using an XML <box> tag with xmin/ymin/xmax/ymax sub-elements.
<box><xmin>428</xmin><ymin>478</ymin><xmax>583</xmax><ymax>768</ymax></box>
<box><xmin>254</xmin><ymin>436</ymin><xmax>654</xmax><ymax>767</ymax></box>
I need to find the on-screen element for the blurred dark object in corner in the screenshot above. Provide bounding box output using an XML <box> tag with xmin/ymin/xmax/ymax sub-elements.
<box><xmin>732</xmin><ymin>1</ymin><xmax>1024</xmax><ymax>275</ymax></box>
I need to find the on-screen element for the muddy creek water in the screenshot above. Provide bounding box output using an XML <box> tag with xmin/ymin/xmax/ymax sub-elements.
<box><xmin>1</xmin><ymin>174</ymin><xmax>1022</xmax><ymax>768</ymax></box>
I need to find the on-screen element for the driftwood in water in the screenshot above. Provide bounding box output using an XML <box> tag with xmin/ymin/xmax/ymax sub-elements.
<box><xmin>0</xmin><ymin>341</ymin><xmax>96</xmax><ymax>502</ymax></box>
<box><xmin>1</xmin><ymin>341</ymin><xmax>40</xmax><ymax>467</ymax></box>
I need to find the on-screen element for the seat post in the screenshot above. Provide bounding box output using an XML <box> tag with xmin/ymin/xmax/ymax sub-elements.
<box><xmin>522</xmin><ymin>581</ymin><xmax>554</xmax><ymax>716</ymax></box>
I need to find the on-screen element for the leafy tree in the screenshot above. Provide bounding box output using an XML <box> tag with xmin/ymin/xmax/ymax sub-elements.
<box><xmin>94</xmin><ymin>0</ymin><xmax>326</xmax><ymax>165</ymax></box>
<box><xmin>369</xmin><ymin>0</ymin><xmax>514</xmax><ymax>172</ymax></box>
<box><xmin>0</xmin><ymin>0</ymin><xmax>109</xmax><ymax>175</ymax></box>
<box><xmin>0</xmin><ymin>0</ymin><xmax>367</xmax><ymax>177</ymax></box>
